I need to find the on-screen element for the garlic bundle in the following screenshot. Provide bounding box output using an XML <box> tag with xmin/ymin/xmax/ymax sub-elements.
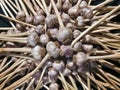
<box><xmin>2</xmin><ymin>0</ymin><xmax>117</xmax><ymax>89</ymax></box>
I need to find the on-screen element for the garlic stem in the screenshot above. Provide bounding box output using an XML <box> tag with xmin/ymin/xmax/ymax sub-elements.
<box><xmin>0</xmin><ymin>27</ymin><xmax>13</xmax><ymax>30</ymax></box>
<box><xmin>0</xmin><ymin>38</ymin><xmax>27</xmax><ymax>43</ymax></box>
<box><xmin>0</xmin><ymin>32</ymin><xmax>30</xmax><ymax>37</ymax></box>
<box><xmin>1</xmin><ymin>0</ymin><xmax>16</xmax><ymax>19</ymax></box>
<box><xmin>19</xmin><ymin>0</ymin><xmax>29</xmax><ymax>16</ymax></box>
<box><xmin>0</xmin><ymin>13</ymin><xmax>36</xmax><ymax>28</ymax></box>
<box><xmin>92</xmin><ymin>0</ymin><xmax>113</xmax><ymax>10</ymax></box>
<box><xmin>15</xmin><ymin>0</ymin><xmax>21</xmax><ymax>11</ymax></box>
<box><xmin>35</xmin><ymin>0</ymin><xmax>45</xmax><ymax>12</ymax></box>
<box><xmin>0</xmin><ymin>48</ymin><xmax>32</xmax><ymax>53</ymax></box>
<box><xmin>4</xmin><ymin>0</ymin><xmax>17</xmax><ymax>14</ymax></box>
<box><xmin>0</xmin><ymin>2</ymin><xmax>16</xmax><ymax>30</ymax></box>
<box><xmin>26</xmin><ymin>78</ymin><xmax>35</xmax><ymax>90</ymax></box>
<box><xmin>77</xmin><ymin>75</ymin><xmax>89</xmax><ymax>90</ymax></box>
<box><xmin>23</xmin><ymin>0</ymin><xmax>37</xmax><ymax>16</ymax></box>
<box><xmin>88</xmin><ymin>0</ymin><xmax>92</xmax><ymax>5</ymax></box>
<box><xmin>98</xmin><ymin>69</ymin><xmax>119</xmax><ymax>90</ymax></box>
<box><xmin>41</xmin><ymin>0</ymin><xmax>49</xmax><ymax>15</ymax></box>
<box><xmin>76</xmin><ymin>0</ymin><xmax>82</xmax><ymax>7</ymax></box>
<box><xmin>51</xmin><ymin>0</ymin><xmax>64</xmax><ymax>27</ymax></box>
<box><xmin>4</xmin><ymin>53</ymin><xmax>50</xmax><ymax>90</ymax></box>
<box><xmin>68</xmin><ymin>76</ymin><xmax>78</xmax><ymax>90</ymax></box>
<box><xmin>8</xmin><ymin>0</ymin><xmax>18</xmax><ymax>10</ymax></box>
<box><xmin>0</xmin><ymin>57</ymin><xmax>8</xmax><ymax>69</ymax></box>
<box><xmin>0</xmin><ymin>60</ymin><xmax>12</xmax><ymax>73</ymax></box>
<box><xmin>0</xmin><ymin>37</ymin><xmax>27</xmax><ymax>40</ymax></box>
<box><xmin>88</xmin><ymin>53</ymin><xmax>120</xmax><ymax>60</ymax></box>
<box><xmin>59</xmin><ymin>72</ymin><xmax>69</xmax><ymax>90</ymax></box>
<box><xmin>1</xmin><ymin>53</ymin><xmax>34</xmax><ymax>60</ymax></box>
<box><xmin>86</xmin><ymin>72</ymin><xmax>106</xmax><ymax>90</ymax></box>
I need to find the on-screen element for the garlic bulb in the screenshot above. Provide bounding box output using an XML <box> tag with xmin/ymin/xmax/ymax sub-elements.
<box><xmin>40</xmin><ymin>34</ymin><xmax>50</xmax><ymax>45</ymax></box>
<box><xmin>57</xmin><ymin>28</ymin><xmax>72</xmax><ymax>43</ymax></box>
<box><xmin>34</xmin><ymin>14</ymin><xmax>45</xmax><ymax>25</ymax></box>
<box><xmin>31</xmin><ymin>45</ymin><xmax>46</xmax><ymax>60</ymax></box>
<box><xmin>52</xmin><ymin>61</ymin><xmax>65</xmax><ymax>71</ymax></box>
<box><xmin>27</xmin><ymin>32</ymin><xmax>39</xmax><ymax>47</ymax></box>
<box><xmin>45</xmin><ymin>14</ymin><xmax>58</xmax><ymax>28</ymax></box>
<box><xmin>73</xmin><ymin>52</ymin><xmax>87</xmax><ymax>66</ymax></box>
<box><xmin>46</xmin><ymin>41</ymin><xmax>60</xmax><ymax>58</ymax></box>
<box><xmin>49</xmin><ymin>82</ymin><xmax>59</xmax><ymax>90</ymax></box>
<box><xmin>35</xmin><ymin>25</ymin><xmax>45</xmax><ymax>34</ymax></box>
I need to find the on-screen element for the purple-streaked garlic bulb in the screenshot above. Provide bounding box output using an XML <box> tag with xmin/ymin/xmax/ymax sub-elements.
<box><xmin>57</xmin><ymin>28</ymin><xmax>72</xmax><ymax>44</ymax></box>
<box><xmin>31</xmin><ymin>45</ymin><xmax>46</xmax><ymax>60</ymax></box>
<box><xmin>73</xmin><ymin>30</ymin><xmax>81</xmax><ymax>38</ymax></box>
<box><xmin>48</xmin><ymin>68</ymin><xmax>58</xmax><ymax>82</ymax></box>
<box><xmin>48</xmin><ymin>28</ymin><xmax>59</xmax><ymax>39</ymax></box>
<box><xmin>26</xmin><ymin>59</ymin><xmax>35</xmax><ymax>72</ymax></box>
<box><xmin>73</xmin><ymin>52</ymin><xmax>87</xmax><ymax>66</ymax></box>
<box><xmin>62</xmin><ymin>0</ymin><xmax>72</xmax><ymax>12</ymax></box>
<box><xmin>32</xmin><ymin>70</ymin><xmax>41</xmax><ymax>84</ymax></box>
<box><xmin>45</xmin><ymin>14</ymin><xmax>58</xmax><ymax>28</ymax></box>
<box><xmin>72</xmin><ymin>70</ymin><xmax>78</xmax><ymax>76</ymax></box>
<box><xmin>73</xmin><ymin>41</ymin><xmax>82</xmax><ymax>52</ymax></box>
<box><xmin>77</xmin><ymin>64</ymin><xmax>88</xmax><ymax>74</ymax></box>
<box><xmin>82</xmin><ymin>44</ymin><xmax>93</xmax><ymax>53</ymax></box>
<box><xmin>66</xmin><ymin>61</ymin><xmax>76</xmax><ymax>70</ymax></box>
<box><xmin>36</xmin><ymin>9</ymin><xmax>44</xmax><ymax>15</ymax></box>
<box><xmin>49</xmin><ymin>82</ymin><xmax>59</xmax><ymax>90</ymax></box>
<box><xmin>34</xmin><ymin>14</ymin><xmax>45</xmax><ymax>25</ymax></box>
<box><xmin>6</xmin><ymin>29</ymin><xmax>15</xmax><ymax>34</ymax></box>
<box><xmin>79</xmin><ymin>0</ymin><xmax>88</xmax><ymax>8</ymax></box>
<box><xmin>35</xmin><ymin>25</ymin><xmax>45</xmax><ymax>34</ymax></box>
<box><xmin>25</xmin><ymin>15</ymin><xmax>33</xmax><ymax>23</ymax></box>
<box><xmin>63</xmin><ymin>68</ymin><xmax>71</xmax><ymax>76</ymax></box>
<box><xmin>46</xmin><ymin>61</ymin><xmax>53</xmax><ymax>67</ymax></box>
<box><xmin>66</xmin><ymin>23</ymin><xmax>76</xmax><ymax>30</ymax></box>
<box><xmin>16</xmin><ymin>23</ymin><xmax>24</xmax><ymax>31</ymax></box>
<box><xmin>52</xmin><ymin>61</ymin><xmax>65</xmax><ymax>72</ymax></box>
<box><xmin>27</xmin><ymin>32</ymin><xmax>39</xmax><ymax>47</ymax></box>
<box><xmin>46</xmin><ymin>41</ymin><xmax>60</xmax><ymax>58</ymax></box>
<box><xmin>76</xmin><ymin>16</ymin><xmax>85</xmax><ymax>26</ymax></box>
<box><xmin>80</xmin><ymin>8</ymin><xmax>93</xmax><ymax>19</ymax></box>
<box><xmin>68</xmin><ymin>1</ymin><xmax>80</xmax><ymax>18</ymax></box>
<box><xmin>42</xmin><ymin>76</ymin><xmax>49</xmax><ymax>84</ymax></box>
<box><xmin>62</xmin><ymin>13</ymin><xmax>70</xmax><ymax>24</ymax></box>
<box><xmin>83</xmin><ymin>34</ymin><xmax>92</xmax><ymax>42</ymax></box>
<box><xmin>16</xmin><ymin>10</ymin><xmax>26</xmax><ymax>21</ymax></box>
<box><xmin>60</xmin><ymin>45</ymin><xmax>73</xmax><ymax>58</ymax></box>
<box><xmin>40</xmin><ymin>34</ymin><xmax>50</xmax><ymax>45</ymax></box>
